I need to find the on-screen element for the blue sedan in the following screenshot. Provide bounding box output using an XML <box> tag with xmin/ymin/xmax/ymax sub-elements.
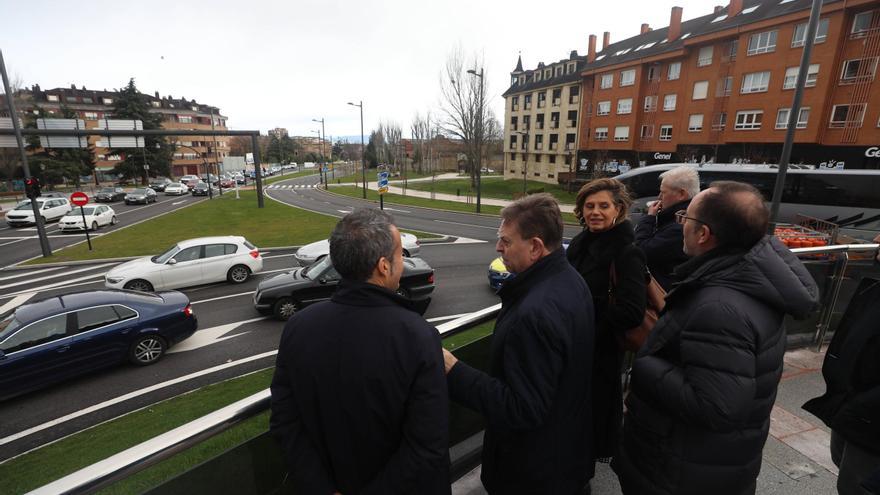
<box><xmin>0</xmin><ymin>290</ymin><xmax>197</xmax><ymax>401</ymax></box>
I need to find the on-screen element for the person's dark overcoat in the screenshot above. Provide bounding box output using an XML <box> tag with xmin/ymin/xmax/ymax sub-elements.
<box><xmin>634</xmin><ymin>198</ymin><xmax>691</xmax><ymax>291</ymax></box>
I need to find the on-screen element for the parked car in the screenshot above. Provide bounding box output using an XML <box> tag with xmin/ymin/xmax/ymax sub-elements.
<box><xmin>59</xmin><ymin>204</ymin><xmax>118</xmax><ymax>232</ymax></box>
<box><xmin>149</xmin><ymin>178</ymin><xmax>174</xmax><ymax>192</ymax></box>
<box><xmin>95</xmin><ymin>187</ymin><xmax>127</xmax><ymax>202</ymax></box>
<box><xmin>488</xmin><ymin>256</ymin><xmax>511</xmax><ymax>290</ymax></box>
<box><xmin>181</xmin><ymin>178</ymin><xmax>200</xmax><ymax>190</ymax></box>
<box><xmin>164</xmin><ymin>183</ymin><xmax>187</xmax><ymax>196</ymax></box>
<box><xmin>104</xmin><ymin>236</ymin><xmax>263</xmax><ymax>292</ymax></box>
<box><xmin>218</xmin><ymin>178</ymin><xmax>235</xmax><ymax>189</ymax></box>
<box><xmin>0</xmin><ymin>290</ymin><xmax>197</xmax><ymax>401</ymax></box>
<box><xmin>191</xmin><ymin>182</ymin><xmax>211</xmax><ymax>196</ymax></box>
<box><xmin>254</xmin><ymin>255</ymin><xmax>434</xmax><ymax>320</ymax></box>
<box><xmin>5</xmin><ymin>197</ymin><xmax>72</xmax><ymax>227</ymax></box>
<box><xmin>124</xmin><ymin>188</ymin><xmax>158</xmax><ymax>205</ymax></box>
<box><xmin>233</xmin><ymin>174</ymin><xmax>246</xmax><ymax>184</ymax></box>
<box><xmin>294</xmin><ymin>232</ymin><xmax>421</xmax><ymax>266</ymax></box>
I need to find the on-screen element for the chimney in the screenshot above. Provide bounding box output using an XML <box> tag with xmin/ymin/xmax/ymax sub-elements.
<box><xmin>641</xmin><ymin>23</ymin><xmax>651</xmax><ymax>34</ymax></box>
<box><xmin>602</xmin><ymin>31</ymin><xmax>611</xmax><ymax>50</ymax></box>
<box><xmin>588</xmin><ymin>34</ymin><xmax>597</xmax><ymax>62</ymax></box>
<box><xmin>667</xmin><ymin>6</ymin><xmax>683</xmax><ymax>42</ymax></box>
<box><xmin>155</xmin><ymin>91</ymin><xmax>160</xmax><ymax>98</ymax></box>
<box><xmin>714</xmin><ymin>5</ymin><xmax>724</xmax><ymax>13</ymax></box>
<box><xmin>728</xmin><ymin>0</ymin><xmax>743</xmax><ymax>17</ymax></box>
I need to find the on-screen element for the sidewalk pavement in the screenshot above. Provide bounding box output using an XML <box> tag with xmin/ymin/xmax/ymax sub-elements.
<box><xmin>452</xmin><ymin>347</ymin><xmax>838</xmax><ymax>495</ymax></box>
<box><xmin>327</xmin><ymin>174</ymin><xmax>578</xmax><ymax>212</ymax></box>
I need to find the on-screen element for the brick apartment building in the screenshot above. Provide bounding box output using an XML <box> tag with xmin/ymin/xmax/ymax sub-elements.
<box><xmin>3</xmin><ymin>84</ymin><xmax>230</xmax><ymax>178</ymax></box>
<box><xmin>504</xmin><ymin>0</ymin><xmax>880</xmax><ymax>184</ymax></box>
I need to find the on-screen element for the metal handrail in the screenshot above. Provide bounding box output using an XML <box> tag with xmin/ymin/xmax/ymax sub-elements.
<box><xmin>26</xmin><ymin>244</ymin><xmax>879</xmax><ymax>494</ymax></box>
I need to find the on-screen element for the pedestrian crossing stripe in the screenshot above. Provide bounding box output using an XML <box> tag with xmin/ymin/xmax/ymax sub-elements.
<box><xmin>266</xmin><ymin>184</ymin><xmax>317</xmax><ymax>189</ymax></box>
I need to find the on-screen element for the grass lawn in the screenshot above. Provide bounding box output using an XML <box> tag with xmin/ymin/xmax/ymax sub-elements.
<box><xmin>25</xmin><ymin>191</ymin><xmax>437</xmax><ymax>265</ymax></box>
<box><xmin>407</xmin><ymin>177</ymin><xmax>580</xmax><ymax>205</ymax></box>
<box><xmin>329</xmin><ymin>186</ymin><xmax>579</xmax><ymax>224</ymax></box>
<box><xmin>329</xmin><ymin>170</ymin><xmax>440</xmax><ymax>184</ymax></box>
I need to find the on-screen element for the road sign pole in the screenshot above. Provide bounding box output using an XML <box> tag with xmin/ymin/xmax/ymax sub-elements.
<box><xmin>81</xmin><ymin>205</ymin><xmax>92</xmax><ymax>250</ymax></box>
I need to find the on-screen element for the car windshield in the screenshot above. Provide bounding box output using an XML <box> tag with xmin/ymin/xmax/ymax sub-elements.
<box><xmin>67</xmin><ymin>207</ymin><xmax>95</xmax><ymax>215</ymax></box>
<box><xmin>0</xmin><ymin>312</ymin><xmax>22</xmax><ymax>342</ymax></box>
<box><xmin>303</xmin><ymin>254</ymin><xmax>332</xmax><ymax>278</ymax></box>
<box><xmin>99</xmin><ymin>187</ymin><xmax>115</xmax><ymax>193</ymax></box>
<box><xmin>153</xmin><ymin>244</ymin><xmax>179</xmax><ymax>264</ymax></box>
<box><xmin>14</xmin><ymin>200</ymin><xmax>43</xmax><ymax>210</ymax></box>
<box><xmin>196</xmin><ymin>183</ymin><xmax>207</xmax><ymax>189</ymax></box>
<box><xmin>131</xmin><ymin>189</ymin><xmax>148</xmax><ymax>195</ymax></box>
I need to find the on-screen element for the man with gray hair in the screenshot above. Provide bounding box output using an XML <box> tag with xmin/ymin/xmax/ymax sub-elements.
<box><xmin>270</xmin><ymin>208</ymin><xmax>450</xmax><ymax>495</ymax></box>
<box><xmin>634</xmin><ymin>165</ymin><xmax>700</xmax><ymax>290</ymax></box>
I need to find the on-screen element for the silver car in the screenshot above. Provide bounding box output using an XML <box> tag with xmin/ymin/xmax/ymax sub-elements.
<box><xmin>294</xmin><ymin>232</ymin><xmax>421</xmax><ymax>266</ymax></box>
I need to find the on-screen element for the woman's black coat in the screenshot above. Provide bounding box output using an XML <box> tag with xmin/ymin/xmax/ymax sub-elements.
<box><xmin>566</xmin><ymin>219</ymin><xmax>647</xmax><ymax>460</ymax></box>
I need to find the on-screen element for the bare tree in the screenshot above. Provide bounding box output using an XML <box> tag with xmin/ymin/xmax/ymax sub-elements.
<box><xmin>228</xmin><ymin>135</ymin><xmax>252</xmax><ymax>156</ymax></box>
<box><xmin>380</xmin><ymin>121</ymin><xmax>403</xmax><ymax>174</ymax></box>
<box><xmin>440</xmin><ymin>47</ymin><xmax>490</xmax><ymax>188</ymax></box>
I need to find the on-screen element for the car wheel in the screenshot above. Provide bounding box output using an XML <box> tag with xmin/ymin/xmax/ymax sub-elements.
<box><xmin>403</xmin><ymin>249</ymin><xmax>411</xmax><ymax>257</ymax></box>
<box><xmin>129</xmin><ymin>334</ymin><xmax>166</xmax><ymax>365</ymax></box>
<box><xmin>227</xmin><ymin>264</ymin><xmax>251</xmax><ymax>284</ymax></box>
<box><xmin>111</xmin><ymin>216</ymin><xmax>118</xmax><ymax>225</ymax></box>
<box><xmin>124</xmin><ymin>279</ymin><xmax>154</xmax><ymax>292</ymax></box>
<box><xmin>273</xmin><ymin>297</ymin><xmax>297</xmax><ymax>320</ymax></box>
<box><xmin>91</xmin><ymin>221</ymin><xmax>98</xmax><ymax>231</ymax></box>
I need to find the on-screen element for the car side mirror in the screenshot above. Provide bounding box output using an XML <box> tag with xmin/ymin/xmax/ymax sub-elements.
<box><xmin>167</xmin><ymin>259</ymin><xmax>178</xmax><ymax>265</ymax></box>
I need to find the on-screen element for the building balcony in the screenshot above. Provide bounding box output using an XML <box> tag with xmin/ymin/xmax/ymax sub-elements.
<box><xmin>552</xmin><ymin>98</ymin><xmax>561</xmax><ymax>106</ymax></box>
<box><xmin>570</xmin><ymin>96</ymin><xmax>580</xmax><ymax>104</ymax></box>
<box><xmin>550</xmin><ymin>121</ymin><xmax>559</xmax><ymax>129</ymax></box>
<box><xmin>537</xmin><ymin>101</ymin><xmax>546</xmax><ymax>108</ymax></box>
<box><xmin>565</xmin><ymin>143</ymin><xmax>574</xmax><ymax>150</ymax></box>
<box><xmin>535</xmin><ymin>143</ymin><xmax>544</xmax><ymax>150</ymax></box>
<box><xmin>549</xmin><ymin>143</ymin><xmax>558</xmax><ymax>151</ymax></box>
<box><xmin>567</xmin><ymin>120</ymin><xmax>577</xmax><ymax>128</ymax></box>
<box><xmin>536</xmin><ymin>122</ymin><xmax>544</xmax><ymax>130</ymax></box>
<box><xmin>512</xmin><ymin>105</ymin><xmax>519</xmax><ymax>111</ymax></box>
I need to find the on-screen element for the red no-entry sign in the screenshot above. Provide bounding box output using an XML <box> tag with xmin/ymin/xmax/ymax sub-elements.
<box><xmin>70</xmin><ymin>191</ymin><xmax>89</xmax><ymax>207</ymax></box>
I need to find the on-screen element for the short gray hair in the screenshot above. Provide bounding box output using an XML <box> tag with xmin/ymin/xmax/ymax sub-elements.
<box><xmin>659</xmin><ymin>166</ymin><xmax>700</xmax><ymax>199</ymax></box>
<box><xmin>329</xmin><ymin>208</ymin><xmax>396</xmax><ymax>282</ymax></box>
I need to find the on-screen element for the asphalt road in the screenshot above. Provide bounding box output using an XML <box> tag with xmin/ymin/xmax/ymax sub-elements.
<box><xmin>0</xmin><ymin>191</ymin><xmax>213</xmax><ymax>268</ymax></box>
<box><xmin>0</xmin><ymin>175</ymin><xmax>584</xmax><ymax>461</ymax></box>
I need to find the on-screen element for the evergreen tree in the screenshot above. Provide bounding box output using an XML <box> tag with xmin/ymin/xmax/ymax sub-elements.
<box><xmin>24</xmin><ymin>107</ymin><xmax>93</xmax><ymax>188</ymax></box>
<box><xmin>266</xmin><ymin>135</ymin><xmax>282</xmax><ymax>163</ymax></box>
<box><xmin>106</xmin><ymin>78</ymin><xmax>173</xmax><ymax>183</ymax></box>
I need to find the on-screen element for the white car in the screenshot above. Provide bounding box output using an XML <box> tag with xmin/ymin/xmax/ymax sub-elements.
<box><xmin>294</xmin><ymin>232</ymin><xmax>421</xmax><ymax>266</ymax></box>
<box><xmin>59</xmin><ymin>204</ymin><xmax>118</xmax><ymax>231</ymax></box>
<box><xmin>104</xmin><ymin>236</ymin><xmax>263</xmax><ymax>292</ymax></box>
<box><xmin>5</xmin><ymin>197</ymin><xmax>72</xmax><ymax>227</ymax></box>
<box><xmin>164</xmin><ymin>183</ymin><xmax>187</xmax><ymax>195</ymax></box>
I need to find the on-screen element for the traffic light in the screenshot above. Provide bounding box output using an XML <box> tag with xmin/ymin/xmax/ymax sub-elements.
<box><xmin>24</xmin><ymin>177</ymin><xmax>41</xmax><ymax>199</ymax></box>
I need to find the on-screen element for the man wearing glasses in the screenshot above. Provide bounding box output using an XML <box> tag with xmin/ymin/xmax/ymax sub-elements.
<box><xmin>613</xmin><ymin>181</ymin><xmax>820</xmax><ymax>495</ymax></box>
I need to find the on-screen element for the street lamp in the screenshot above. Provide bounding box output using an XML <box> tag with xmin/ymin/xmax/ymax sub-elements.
<box><xmin>514</xmin><ymin>130</ymin><xmax>529</xmax><ymax>195</ymax></box>
<box><xmin>467</xmin><ymin>67</ymin><xmax>484</xmax><ymax>213</ymax></box>
<box><xmin>312</xmin><ymin>118</ymin><xmax>326</xmax><ymax>186</ymax></box>
<box><xmin>347</xmin><ymin>101</ymin><xmax>367</xmax><ymax>199</ymax></box>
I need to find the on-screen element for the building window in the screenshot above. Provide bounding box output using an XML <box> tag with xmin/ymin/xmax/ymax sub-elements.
<box><xmin>697</xmin><ymin>46</ymin><xmax>714</xmax><ymax>67</ymax></box>
<box><xmin>537</xmin><ymin>92</ymin><xmax>546</xmax><ymax>108</ymax></box>
<box><xmin>524</xmin><ymin>94</ymin><xmax>532</xmax><ymax>110</ymax></box>
<box><xmin>511</xmin><ymin>116</ymin><xmax>518</xmax><ymax>131</ymax></box>
<box><xmin>509</xmin><ymin>135</ymin><xmax>517</xmax><ymax>150</ymax></box>
<box><xmin>567</xmin><ymin>110</ymin><xmax>577</xmax><ymax>128</ymax></box>
<box><xmin>688</xmin><ymin>114</ymin><xmax>704</xmax><ymax>132</ymax></box>
<box><xmin>545</xmin><ymin>69</ymin><xmax>552</xmax><ymax>79</ymax></box>
<box><xmin>536</xmin><ymin>114</ymin><xmax>545</xmax><ymax>129</ymax></box>
<box><xmin>595</xmin><ymin>127</ymin><xmax>609</xmax><ymax>141</ymax></box>
<box><xmin>792</xmin><ymin>18</ymin><xmax>829</xmax><ymax>47</ymax></box>
<box><xmin>511</xmin><ymin>95</ymin><xmax>519</xmax><ymax>110</ymax></box>
<box><xmin>597</xmin><ymin>101</ymin><xmax>611</xmax><ymax>116</ymax></box>
<box><xmin>712</xmin><ymin>112</ymin><xmax>727</xmax><ymax>130</ymax></box>
<box><xmin>535</xmin><ymin>71</ymin><xmax>542</xmax><ymax>82</ymax></box>
<box><xmin>102</xmin><ymin>97</ymin><xmax>113</xmax><ymax>105</ymax></box>
<box><xmin>851</xmin><ymin>11</ymin><xmax>874</xmax><ymax>38</ymax></box>
<box><xmin>667</xmin><ymin>62</ymin><xmax>681</xmax><ymax>80</ymax></box>
<box><xmin>717</xmin><ymin>76</ymin><xmax>734</xmax><ymax>96</ymax></box>
<box><xmin>569</xmin><ymin>85</ymin><xmax>580</xmax><ymax>104</ymax></box>
<box><xmin>783</xmin><ymin>64</ymin><xmax>820</xmax><ymax>89</ymax></box>
<box><xmin>534</xmin><ymin>135</ymin><xmax>543</xmax><ymax>150</ymax></box>
<box><xmin>178</xmin><ymin>115</ymin><xmax>193</xmax><ymax>124</ymax></box>
<box><xmin>692</xmin><ymin>81</ymin><xmax>709</xmax><ymax>100</ymax></box>
<box><xmin>640</xmin><ymin>125</ymin><xmax>654</xmax><ymax>139</ymax></box>
<box><xmin>47</xmin><ymin>94</ymin><xmax>59</xmax><ymax>102</ymax></box>
<box><xmin>566</xmin><ymin>134</ymin><xmax>576</xmax><ymax>150</ymax></box>
<box><xmin>567</xmin><ymin>63</ymin><xmax>576</xmax><ymax>74</ymax></box>
<box><xmin>619</xmin><ymin>69</ymin><xmax>636</xmax><ymax>87</ymax></box>
<box><xmin>83</xmin><ymin>112</ymin><xmax>98</xmax><ymax>120</ymax></box>
<box><xmin>741</xmin><ymin>71</ymin><xmax>771</xmax><ymax>93</ymax></box>
<box><xmin>523</xmin><ymin>115</ymin><xmax>530</xmax><ymax>130</ymax></box>
<box><xmin>829</xmin><ymin>104</ymin><xmax>866</xmax><ymax>128</ymax></box>
<box><xmin>644</xmin><ymin>95</ymin><xmax>658</xmax><ymax>112</ymax></box>
<box><xmin>151</xmin><ymin>101</ymin><xmax>161</xmax><ymax>108</ymax></box>
<box><xmin>840</xmin><ymin>58</ymin><xmax>878</xmax><ymax>84</ymax></box>
<box><xmin>600</xmin><ymin>73</ymin><xmax>613</xmax><ymax>89</ymax></box>
<box><xmin>550</xmin><ymin>112</ymin><xmax>560</xmax><ymax>128</ymax></box>
<box><xmin>659</xmin><ymin>125</ymin><xmax>673</xmax><ymax>141</ymax></box>
<box><xmin>776</xmin><ymin>107</ymin><xmax>810</xmax><ymax>129</ymax></box>
<box><xmin>747</xmin><ymin>30</ymin><xmax>777</xmax><ymax>55</ymax></box>
<box><xmin>734</xmin><ymin>110</ymin><xmax>763</xmax><ymax>130</ymax></box>
<box><xmin>555</xmin><ymin>66</ymin><xmax>563</xmax><ymax>77</ymax></box>
<box><xmin>552</xmin><ymin>88</ymin><xmax>562</xmax><ymax>106</ymax></box>
<box><xmin>726</xmin><ymin>39</ymin><xmax>739</xmax><ymax>61</ymax></box>
<box><xmin>617</xmin><ymin>98</ymin><xmax>633</xmax><ymax>115</ymax></box>
<box><xmin>65</xmin><ymin>96</ymin><xmax>77</xmax><ymax>103</ymax></box>
<box><xmin>614</xmin><ymin>126</ymin><xmax>630</xmax><ymax>141</ymax></box>
<box><xmin>647</xmin><ymin>65</ymin><xmax>660</xmax><ymax>81</ymax></box>
<box><xmin>663</xmin><ymin>94</ymin><xmax>677</xmax><ymax>111</ymax></box>
<box><xmin>82</xmin><ymin>97</ymin><xmax>93</xmax><ymax>104</ymax></box>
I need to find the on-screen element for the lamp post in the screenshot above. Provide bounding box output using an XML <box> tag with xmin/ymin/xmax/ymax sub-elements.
<box><xmin>312</xmin><ymin>118</ymin><xmax>326</xmax><ymax>187</ymax></box>
<box><xmin>347</xmin><ymin>101</ymin><xmax>366</xmax><ymax>199</ymax></box>
<box><xmin>515</xmin><ymin>130</ymin><xmax>529</xmax><ymax>195</ymax></box>
<box><xmin>467</xmin><ymin>67</ymin><xmax>484</xmax><ymax>213</ymax></box>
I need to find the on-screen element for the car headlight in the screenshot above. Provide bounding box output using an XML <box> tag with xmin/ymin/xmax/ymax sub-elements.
<box><xmin>106</xmin><ymin>276</ymin><xmax>124</xmax><ymax>284</ymax></box>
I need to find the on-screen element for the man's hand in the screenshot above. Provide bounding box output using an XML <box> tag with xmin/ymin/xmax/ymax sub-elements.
<box><xmin>647</xmin><ymin>200</ymin><xmax>662</xmax><ymax>216</ymax></box>
<box><xmin>442</xmin><ymin>348</ymin><xmax>458</xmax><ymax>374</ymax></box>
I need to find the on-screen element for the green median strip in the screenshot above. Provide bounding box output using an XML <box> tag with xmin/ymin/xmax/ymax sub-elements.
<box><xmin>406</xmin><ymin>177</ymin><xmax>581</xmax><ymax>207</ymax></box>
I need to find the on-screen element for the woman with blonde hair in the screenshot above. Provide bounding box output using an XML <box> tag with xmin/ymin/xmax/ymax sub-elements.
<box><xmin>566</xmin><ymin>178</ymin><xmax>647</xmax><ymax>478</ymax></box>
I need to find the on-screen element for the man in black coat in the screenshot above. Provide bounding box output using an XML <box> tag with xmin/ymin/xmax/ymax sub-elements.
<box><xmin>443</xmin><ymin>194</ymin><xmax>595</xmax><ymax>495</ymax></box>
<box><xmin>270</xmin><ymin>208</ymin><xmax>449</xmax><ymax>495</ymax></box>
<box><xmin>612</xmin><ymin>181</ymin><xmax>820</xmax><ymax>495</ymax></box>
<box><xmin>634</xmin><ymin>165</ymin><xmax>700</xmax><ymax>290</ymax></box>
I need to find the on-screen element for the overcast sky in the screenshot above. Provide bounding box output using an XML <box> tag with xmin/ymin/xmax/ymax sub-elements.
<box><xmin>3</xmin><ymin>0</ymin><xmax>715</xmax><ymax>140</ymax></box>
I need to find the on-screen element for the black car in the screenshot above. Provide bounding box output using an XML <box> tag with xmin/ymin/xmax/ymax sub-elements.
<box><xmin>191</xmin><ymin>182</ymin><xmax>211</xmax><ymax>196</ymax></box>
<box><xmin>149</xmin><ymin>178</ymin><xmax>173</xmax><ymax>192</ymax></box>
<box><xmin>95</xmin><ymin>187</ymin><xmax>127</xmax><ymax>202</ymax></box>
<box><xmin>0</xmin><ymin>290</ymin><xmax>197</xmax><ymax>401</ymax></box>
<box><xmin>254</xmin><ymin>256</ymin><xmax>435</xmax><ymax>320</ymax></box>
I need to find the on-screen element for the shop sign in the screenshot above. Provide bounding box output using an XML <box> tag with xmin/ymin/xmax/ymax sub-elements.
<box><xmin>653</xmin><ymin>152</ymin><xmax>672</xmax><ymax>160</ymax></box>
<box><xmin>866</xmin><ymin>147</ymin><xmax>880</xmax><ymax>158</ymax></box>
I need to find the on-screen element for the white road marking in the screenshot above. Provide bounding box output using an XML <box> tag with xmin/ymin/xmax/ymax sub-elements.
<box><xmin>171</xmin><ymin>200</ymin><xmax>187</xmax><ymax>205</ymax></box>
<box><xmin>0</xmin><ymin>292</ymin><xmax>37</xmax><ymax>314</ymax></box>
<box><xmin>433</xmin><ymin>220</ymin><xmax>498</xmax><ymax>230</ymax></box>
<box><xmin>337</xmin><ymin>209</ymin><xmax>352</xmax><ymax>214</ymax></box>
<box><xmin>191</xmin><ymin>291</ymin><xmax>255</xmax><ymax>305</ymax></box>
<box><xmin>383</xmin><ymin>207</ymin><xmax>411</xmax><ymax>213</ymax></box>
<box><xmin>0</xmin><ymin>266</ymin><xmax>64</xmax><ymax>282</ymax></box>
<box><xmin>0</xmin><ymin>350</ymin><xmax>278</xmax><ymax>448</ymax></box>
<box><xmin>261</xmin><ymin>253</ymin><xmax>295</xmax><ymax>259</ymax></box>
<box><xmin>168</xmin><ymin>316</ymin><xmax>268</xmax><ymax>353</ymax></box>
<box><xmin>0</xmin><ymin>263</ymin><xmax>113</xmax><ymax>290</ymax></box>
<box><xmin>0</xmin><ymin>238</ymin><xmax>28</xmax><ymax>248</ymax></box>
<box><xmin>3</xmin><ymin>273</ymin><xmax>107</xmax><ymax>298</ymax></box>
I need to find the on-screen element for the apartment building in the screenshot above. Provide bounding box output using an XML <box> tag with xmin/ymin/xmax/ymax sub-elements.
<box><xmin>502</xmin><ymin>52</ymin><xmax>586</xmax><ymax>184</ymax></box>
<box><xmin>576</xmin><ymin>0</ymin><xmax>880</xmax><ymax>172</ymax></box>
<box><xmin>5</xmin><ymin>84</ymin><xmax>229</xmax><ymax>177</ymax></box>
